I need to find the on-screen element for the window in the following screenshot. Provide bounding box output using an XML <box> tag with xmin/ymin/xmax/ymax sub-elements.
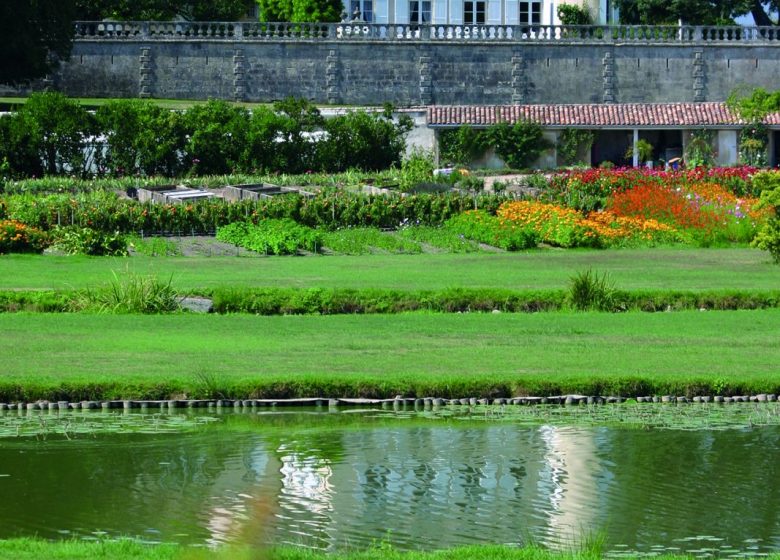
<box><xmin>464</xmin><ymin>0</ymin><xmax>485</xmax><ymax>24</ymax></box>
<box><xmin>350</xmin><ymin>0</ymin><xmax>373</xmax><ymax>21</ymax></box>
<box><xmin>410</xmin><ymin>0</ymin><xmax>432</xmax><ymax>23</ymax></box>
<box><xmin>519</xmin><ymin>1</ymin><xmax>541</xmax><ymax>24</ymax></box>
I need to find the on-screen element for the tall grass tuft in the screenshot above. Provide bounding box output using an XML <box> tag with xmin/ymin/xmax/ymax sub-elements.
<box><xmin>71</xmin><ymin>272</ymin><xmax>179</xmax><ymax>314</ymax></box>
<box><xmin>568</xmin><ymin>269</ymin><xmax>616</xmax><ymax>312</ymax></box>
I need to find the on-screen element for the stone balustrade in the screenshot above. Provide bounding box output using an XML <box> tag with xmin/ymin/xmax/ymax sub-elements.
<box><xmin>73</xmin><ymin>21</ymin><xmax>780</xmax><ymax>43</ymax></box>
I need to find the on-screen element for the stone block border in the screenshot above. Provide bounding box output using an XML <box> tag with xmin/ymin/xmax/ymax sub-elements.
<box><xmin>0</xmin><ymin>393</ymin><xmax>777</xmax><ymax>412</ymax></box>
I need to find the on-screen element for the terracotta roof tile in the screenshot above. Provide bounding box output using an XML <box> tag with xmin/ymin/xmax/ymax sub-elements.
<box><xmin>426</xmin><ymin>102</ymin><xmax>780</xmax><ymax>127</ymax></box>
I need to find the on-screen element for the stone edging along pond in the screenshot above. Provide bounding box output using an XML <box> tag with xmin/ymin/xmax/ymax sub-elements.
<box><xmin>2</xmin><ymin>394</ymin><xmax>778</xmax><ymax>411</ymax></box>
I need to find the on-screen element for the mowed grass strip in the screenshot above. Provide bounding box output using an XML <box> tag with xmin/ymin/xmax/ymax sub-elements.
<box><xmin>2</xmin><ymin>540</ymin><xmax>770</xmax><ymax>560</ymax></box>
<box><xmin>0</xmin><ymin>248</ymin><xmax>776</xmax><ymax>292</ymax></box>
<box><xmin>1</xmin><ymin>310</ymin><xmax>778</xmax><ymax>400</ymax></box>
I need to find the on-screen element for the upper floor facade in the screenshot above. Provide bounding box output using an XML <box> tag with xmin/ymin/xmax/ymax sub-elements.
<box><xmin>342</xmin><ymin>0</ymin><xmax>618</xmax><ymax>26</ymax></box>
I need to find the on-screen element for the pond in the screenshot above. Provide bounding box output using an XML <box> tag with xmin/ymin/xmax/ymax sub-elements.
<box><xmin>1</xmin><ymin>406</ymin><xmax>779</xmax><ymax>557</ymax></box>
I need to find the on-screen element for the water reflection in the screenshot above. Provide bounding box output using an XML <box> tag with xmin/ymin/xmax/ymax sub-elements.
<box><xmin>0</xmin><ymin>410</ymin><xmax>778</xmax><ymax>556</ymax></box>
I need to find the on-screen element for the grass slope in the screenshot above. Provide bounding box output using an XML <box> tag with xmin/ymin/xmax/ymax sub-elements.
<box><xmin>1</xmin><ymin>310</ymin><xmax>778</xmax><ymax>400</ymax></box>
<box><xmin>0</xmin><ymin>248</ymin><xmax>775</xmax><ymax>292</ymax></box>
<box><xmin>1</xmin><ymin>541</ymin><xmax>776</xmax><ymax>560</ymax></box>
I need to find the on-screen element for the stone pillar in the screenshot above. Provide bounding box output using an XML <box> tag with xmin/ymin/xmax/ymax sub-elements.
<box><xmin>233</xmin><ymin>48</ymin><xmax>246</xmax><ymax>102</ymax></box>
<box><xmin>419</xmin><ymin>52</ymin><xmax>433</xmax><ymax>105</ymax></box>
<box><xmin>693</xmin><ymin>48</ymin><xmax>705</xmax><ymax>102</ymax></box>
<box><xmin>632</xmin><ymin>128</ymin><xmax>639</xmax><ymax>167</ymax></box>
<box><xmin>602</xmin><ymin>50</ymin><xmax>615</xmax><ymax>103</ymax></box>
<box><xmin>326</xmin><ymin>49</ymin><xmax>340</xmax><ymax>105</ymax></box>
<box><xmin>139</xmin><ymin>46</ymin><xmax>152</xmax><ymax>98</ymax></box>
<box><xmin>511</xmin><ymin>48</ymin><xmax>526</xmax><ymax>104</ymax></box>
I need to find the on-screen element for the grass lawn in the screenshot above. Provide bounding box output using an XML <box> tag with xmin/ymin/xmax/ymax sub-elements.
<box><xmin>1</xmin><ymin>310</ymin><xmax>778</xmax><ymax>400</ymax></box>
<box><xmin>0</xmin><ymin>248</ymin><xmax>776</xmax><ymax>292</ymax></box>
<box><xmin>1</xmin><ymin>540</ymin><xmax>776</xmax><ymax>560</ymax></box>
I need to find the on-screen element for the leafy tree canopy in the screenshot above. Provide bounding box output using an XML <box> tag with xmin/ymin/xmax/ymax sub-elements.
<box><xmin>74</xmin><ymin>0</ymin><xmax>256</xmax><ymax>21</ymax></box>
<box><xmin>0</xmin><ymin>0</ymin><xmax>76</xmax><ymax>85</ymax></box>
<box><xmin>615</xmin><ymin>0</ymin><xmax>778</xmax><ymax>26</ymax></box>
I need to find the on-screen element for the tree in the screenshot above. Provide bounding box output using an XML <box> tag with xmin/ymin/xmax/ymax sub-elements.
<box><xmin>614</xmin><ymin>0</ymin><xmax>777</xmax><ymax>26</ymax></box>
<box><xmin>74</xmin><ymin>0</ymin><xmax>256</xmax><ymax>21</ymax></box>
<box><xmin>0</xmin><ymin>0</ymin><xmax>76</xmax><ymax>85</ymax></box>
<box><xmin>258</xmin><ymin>0</ymin><xmax>343</xmax><ymax>21</ymax></box>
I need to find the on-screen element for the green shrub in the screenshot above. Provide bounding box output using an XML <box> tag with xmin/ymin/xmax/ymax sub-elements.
<box><xmin>0</xmin><ymin>219</ymin><xmax>49</xmax><ymax>253</ymax></box>
<box><xmin>217</xmin><ymin>219</ymin><xmax>322</xmax><ymax>255</ymax></box>
<box><xmin>0</xmin><ymin>111</ymin><xmax>43</xmax><ymax>179</ymax></box>
<box><xmin>751</xmin><ymin>184</ymin><xmax>780</xmax><ymax>263</ymax></box>
<box><xmin>485</xmin><ymin>121</ymin><xmax>552</xmax><ymax>169</ymax></box>
<box><xmin>181</xmin><ymin>100</ymin><xmax>249</xmax><ymax>176</ymax></box>
<box><xmin>320</xmin><ymin>107</ymin><xmax>412</xmax><ymax>172</ymax></box>
<box><xmin>50</xmin><ymin>226</ymin><xmax>127</xmax><ymax>256</ymax></box>
<box><xmin>438</xmin><ymin>125</ymin><xmax>489</xmax><ymax>166</ymax></box>
<box><xmin>95</xmin><ymin>99</ymin><xmax>186</xmax><ymax>177</ymax></box>
<box><xmin>568</xmin><ymin>269</ymin><xmax>618</xmax><ymax>311</ymax></box>
<box><xmin>400</xmin><ymin>148</ymin><xmax>436</xmax><ymax>191</ymax></box>
<box><xmin>557</xmin><ymin>129</ymin><xmax>595</xmax><ymax>166</ymax></box>
<box><xmin>72</xmin><ymin>273</ymin><xmax>179</xmax><ymax>314</ymax></box>
<box><xmin>18</xmin><ymin>92</ymin><xmax>96</xmax><ymax>177</ymax></box>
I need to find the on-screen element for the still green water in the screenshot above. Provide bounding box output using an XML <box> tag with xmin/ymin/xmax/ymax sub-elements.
<box><xmin>0</xmin><ymin>407</ymin><xmax>779</xmax><ymax>557</ymax></box>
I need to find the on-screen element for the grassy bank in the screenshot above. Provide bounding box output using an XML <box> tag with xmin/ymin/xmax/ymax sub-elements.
<box><xmin>1</xmin><ymin>310</ymin><xmax>778</xmax><ymax>400</ymax></box>
<box><xmin>0</xmin><ymin>248</ymin><xmax>775</xmax><ymax>292</ymax></box>
<box><xmin>1</xmin><ymin>540</ymin><xmax>775</xmax><ymax>560</ymax></box>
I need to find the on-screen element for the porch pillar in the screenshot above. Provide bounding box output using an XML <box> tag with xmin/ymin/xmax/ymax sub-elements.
<box><xmin>632</xmin><ymin>129</ymin><xmax>639</xmax><ymax>167</ymax></box>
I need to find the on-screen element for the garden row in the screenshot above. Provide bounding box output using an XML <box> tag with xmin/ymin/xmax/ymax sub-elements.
<box><xmin>1</xmin><ymin>167</ymin><xmax>779</xmax><ymax>258</ymax></box>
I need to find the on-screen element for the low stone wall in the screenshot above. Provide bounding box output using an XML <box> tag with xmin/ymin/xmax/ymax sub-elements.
<box><xmin>3</xmin><ymin>393</ymin><xmax>777</xmax><ymax>411</ymax></box>
<box><xmin>25</xmin><ymin>22</ymin><xmax>780</xmax><ymax>105</ymax></box>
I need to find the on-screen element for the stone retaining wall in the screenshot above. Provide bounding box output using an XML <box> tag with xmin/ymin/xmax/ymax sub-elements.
<box><xmin>18</xmin><ymin>22</ymin><xmax>780</xmax><ymax>105</ymax></box>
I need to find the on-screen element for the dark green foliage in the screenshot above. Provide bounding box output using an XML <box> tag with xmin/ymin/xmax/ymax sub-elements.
<box><xmin>291</xmin><ymin>0</ymin><xmax>343</xmax><ymax>21</ymax></box>
<box><xmin>257</xmin><ymin>0</ymin><xmax>293</xmax><ymax>20</ymax></box>
<box><xmin>50</xmin><ymin>226</ymin><xmax>128</xmax><ymax>256</ymax></box>
<box><xmin>684</xmin><ymin>130</ymin><xmax>715</xmax><ymax>168</ymax></box>
<box><xmin>95</xmin><ymin>99</ymin><xmax>187</xmax><ymax>177</ymax></box>
<box><xmin>557</xmin><ymin>129</ymin><xmax>595</xmax><ymax>166</ymax></box>
<box><xmin>0</xmin><ymin>112</ymin><xmax>44</xmax><ymax>179</ymax></box>
<box><xmin>320</xmin><ymin>109</ymin><xmax>413</xmax><ymax>172</ymax></box>
<box><xmin>486</xmin><ymin>121</ymin><xmax>552</xmax><ymax>170</ymax></box>
<box><xmin>439</xmin><ymin>121</ymin><xmax>551</xmax><ymax>169</ymax></box>
<box><xmin>751</xmin><ymin>179</ymin><xmax>780</xmax><ymax>263</ymax></box>
<box><xmin>75</xmin><ymin>0</ymin><xmax>253</xmax><ymax>20</ymax></box>
<box><xmin>557</xmin><ymin>4</ymin><xmax>591</xmax><ymax>24</ymax></box>
<box><xmin>18</xmin><ymin>92</ymin><xmax>96</xmax><ymax>177</ymax></box>
<box><xmin>182</xmin><ymin>101</ymin><xmax>249</xmax><ymax>176</ymax></box>
<box><xmin>0</xmin><ymin>0</ymin><xmax>76</xmax><ymax>85</ymax></box>
<box><xmin>438</xmin><ymin>125</ymin><xmax>489</xmax><ymax>166</ymax></box>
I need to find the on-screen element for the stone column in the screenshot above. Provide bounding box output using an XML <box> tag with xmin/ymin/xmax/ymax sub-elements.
<box><xmin>511</xmin><ymin>48</ymin><xmax>526</xmax><ymax>104</ymax></box>
<box><xmin>693</xmin><ymin>49</ymin><xmax>705</xmax><ymax>102</ymax></box>
<box><xmin>419</xmin><ymin>52</ymin><xmax>433</xmax><ymax>105</ymax></box>
<box><xmin>602</xmin><ymin>50</ymin><xmax>615</xmax><ymax>103</ymax></box>
<box><xmin>139</xmin><ymin>46</ymin><xmax>152</xmax><ymax>98</ymax></box>
<box><xmin>632</xmin><ymin>128</ymin><xmax>639</xmax><ymax>167</ymax></box>
<box><xmin>326</xmin><ymin>49</ymin><xmax>340</xmax><ymax>105</ymax></box>
<box><xmin>233</xmin><ymin>48</ymin><xmax>246</xmax><ymax>102</ymax></box>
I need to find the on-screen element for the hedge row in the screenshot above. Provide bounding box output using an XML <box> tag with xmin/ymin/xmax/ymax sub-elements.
<box><xmin>1</xmin><ymin>288</ymin><xmax>778</xmax><ymax>315</ymax></box>
<box><xmin>0</xmin><ymin>94</ymin><xmax>411</xmax><ymax>179</ymax></box>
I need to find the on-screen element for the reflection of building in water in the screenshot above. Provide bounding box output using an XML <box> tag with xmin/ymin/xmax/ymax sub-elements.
<box><xmin>184</xmin><ymin>423</ymin><xmax>611</xmax><ymax>550</ymax></box>
<box><xmin>539</xmin><ymin>425</ymin><xmax>608</xmax><ymax>550</ymax></box>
